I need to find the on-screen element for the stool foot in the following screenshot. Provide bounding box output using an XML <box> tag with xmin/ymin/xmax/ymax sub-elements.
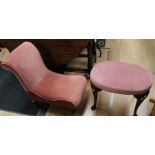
<box><xmin>91</xmin><ymin>105</ymin><xmax>96</xmax><ymax>111</ymax></box>
<box><xmin>92</xmin><ymin>90</ymin><xmax>98</xmax><ymax>110</ymax></box>
<box><xmin>133</xmin><ymin>91</ymin><xmax>149</xmax><ymax>116</ymax></box>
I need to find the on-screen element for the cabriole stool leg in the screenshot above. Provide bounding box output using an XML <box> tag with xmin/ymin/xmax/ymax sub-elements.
<box><xmin>91</xmin><ymin>84</ymin><xmax>101</xmax><ymax>111</ymax></box>
<box><xmin>133</xmin><ymin>91</ymin><xmax>149</xmax><ymax>116</ymax></box>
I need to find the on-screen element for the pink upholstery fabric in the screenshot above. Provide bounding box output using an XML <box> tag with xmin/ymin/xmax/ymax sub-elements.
<box><xmin>90</xmin><ymin>61</ymin><xmax>153</xmax><ymax>95</ymax></box>
<box><xmin>1</xmin><ymin>42</ymin><xmax>87</xmax><ymax>109</ymax></box>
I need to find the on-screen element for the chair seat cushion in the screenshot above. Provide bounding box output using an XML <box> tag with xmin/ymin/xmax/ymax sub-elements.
<box><xmin>90</xmin><ymin>61</ymin><xmax>153</xmax><ymax>95</ymax></box>
<box><xmin>32</xmin><ymin>71</ymin><xmax>87</xmax><ymax>109</ymax></box>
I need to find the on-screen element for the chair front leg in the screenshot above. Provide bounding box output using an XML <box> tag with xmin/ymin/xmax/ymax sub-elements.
<box><xmin>32</xmin><ymin>100</ymin><xmax>49</xmax><ymax>116</ymax></box>
<box><xmin>133</xmin><ymin>91</ymin><xmax>149</xmax><ymax>116</ymax></box>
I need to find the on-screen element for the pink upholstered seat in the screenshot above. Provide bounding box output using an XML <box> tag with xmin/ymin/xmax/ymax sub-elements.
<box><xmin>90</xmin><ymin>61</ymin><xmax>153</xmax><ymax>95</ymax></box>
<box><xmin>1</xmin><ymin>42</ymin><xmax>87</xmax><ymax>109</ymax></box>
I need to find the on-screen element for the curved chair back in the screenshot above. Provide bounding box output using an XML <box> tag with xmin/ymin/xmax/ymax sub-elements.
<box><xmin>1</xmin><ymin>42</ymin><xmax>48</xmax><ymax>91</ymax></box>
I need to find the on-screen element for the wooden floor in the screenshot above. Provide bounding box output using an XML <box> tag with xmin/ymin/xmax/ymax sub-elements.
<box><xmin>106</xmin><ymin>39</ymin><xmax>155</xmax><ymax>116</ymax></box>
<box><xmin>0</xmin><ymin>39</ymin><xmax>155</xmax><ymax>116</ymax></box>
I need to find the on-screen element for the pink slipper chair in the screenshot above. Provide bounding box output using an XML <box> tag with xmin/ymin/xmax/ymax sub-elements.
<box><xmin>1</xmin><ymin>42</ymin><xmax>87</xmax><ymax>111</ymax></box>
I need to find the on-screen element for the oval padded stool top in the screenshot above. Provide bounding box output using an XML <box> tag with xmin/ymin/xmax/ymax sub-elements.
<box><xmin>90</xmin><ymin>61</ymin><xmax>153</xmax><ymax>95</ymax></box>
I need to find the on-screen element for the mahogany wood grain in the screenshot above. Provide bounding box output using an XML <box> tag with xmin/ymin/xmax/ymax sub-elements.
<box><xmin>0</xmin><ymin>39</ymin><xmax>89</xmax><ymax>69</ymax></box>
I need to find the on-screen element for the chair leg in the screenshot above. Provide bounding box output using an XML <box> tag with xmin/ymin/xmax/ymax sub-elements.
<box><xmin>133</xmin><ymin>91</ymin><xmax>149</xmax><ymax>116</ymax></box>
<box><xmin>91</xmin><ymin>84</ymin><xmax>101</xmax><ymax>110</ymax></box>
<box><xmin>32</xmin><ymin>100</ymin><xmax>49</xmax><ymax>116</ymax></box>
<box><xmin>72</xmin><ymin>109</ymin><xmax>76</xmax><ymax>114</ymax></box>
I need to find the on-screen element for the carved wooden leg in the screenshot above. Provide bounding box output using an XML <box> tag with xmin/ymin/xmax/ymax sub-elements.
<box><xmin>91</xmin><ymin>84</ymin><xmax>101</xmax><ymax>110</ymax></box>
<box><xmin>133</xmin><ymin>91</ymin><xmax>149</xmax><ymax>116</ymax></box>
<box><xmin>87</xmin><ymin>40</ymin><xmax>94</xmax><ymax>74</ymax></box>
<box><xmin>32</xmin><ymin>100</ymin><xmax>49</xmax><ymax>116</ymax></box>
<box><xmin>92</xmin><ymin>39</ymin><xmax>97</xmax><ymax>63</ymax></box>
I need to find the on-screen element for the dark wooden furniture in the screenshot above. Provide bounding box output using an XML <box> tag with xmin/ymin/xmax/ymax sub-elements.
<box><xmin>0</xmin><ymin>39</ymin><xmax>97</xmax><ymax>74</ymax></box>
<box><xmin>0</xmin><ymin>39</ymin><xmax>88</xmax><ymax>66</ymax></box>
<box><xmin>65</xmin><ymin>39</ymin><xmax>96</xmax><ymax>75</ymax></box>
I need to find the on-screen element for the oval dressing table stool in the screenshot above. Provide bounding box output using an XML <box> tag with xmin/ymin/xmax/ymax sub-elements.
<box><xmin>90</xmin><ymin>61</ymin><xmax>153</xmax><ymax>116</ymax></box>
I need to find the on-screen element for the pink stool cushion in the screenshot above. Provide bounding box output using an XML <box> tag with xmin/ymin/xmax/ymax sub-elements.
<box><xmin>90</xmin><ymin>61</ymin><xmax>153</xmax><ymax>95</ymax></box>
<box><xmin>1</xmin><ymin>42</ymin><xmax>87</xmax><ymax>109</ymax></box>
